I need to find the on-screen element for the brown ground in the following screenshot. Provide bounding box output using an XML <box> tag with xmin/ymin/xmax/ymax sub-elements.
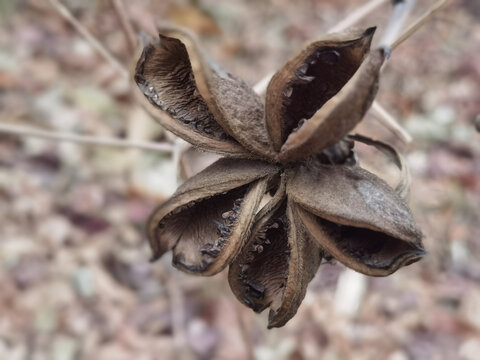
<box><xmin>0</xmin><ymin>0</ymin><xmax>479</xmax><ymax>359</ymax></box>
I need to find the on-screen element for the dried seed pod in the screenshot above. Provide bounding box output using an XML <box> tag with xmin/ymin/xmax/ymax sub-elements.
<box><xmin>265</xmin><ymin>27</ymin><xmax>376</xmax><ymax>151</ymax></box>
<box><xmin>148</xmin><ymin>158</ymin><xmax>279</xmax><ymax>275</ymax></box>
<box><xmin>135</xmin><ymin>33</ymin><xmax>248</xmax><ymax>157</ymax></box>
<box><xmin>279</xmin><ymin>48</ymin><xmax>386</xmax><ymax>161</ymax></box>
<box><xmin>229</xmin><ymin>197</ymin><xmax>322</xmax><ymax>328</ymax></box>
<box><xmin>135</xmin><ymin>21</ymin><xmax>427</xmax><ymax>328</ymax></box>
<box><xmin>138</xmin><ymin>23</ymin><xmax>274</xmax><ymax>159</ymax></box>
<box><xmin>287</xmin><ymin>164</ymin><xmax>425</xmax><ymax>276</ymax></box>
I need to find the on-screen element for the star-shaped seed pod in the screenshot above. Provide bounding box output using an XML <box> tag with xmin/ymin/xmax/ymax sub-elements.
<box><xmin>134</xmin><ymin>23</ymin><xmax>425</xmax><ymax>328</ymax></box>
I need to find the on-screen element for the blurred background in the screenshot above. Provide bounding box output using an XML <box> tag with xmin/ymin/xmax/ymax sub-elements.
<box><xmin>0</xmin><ymin>0</ymin><xmax>479</xmax><ymax>359</ymax></box>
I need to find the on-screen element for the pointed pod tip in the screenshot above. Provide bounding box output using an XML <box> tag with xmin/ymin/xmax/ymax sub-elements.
<box><xmin>404</xmin><ymin>248</ymin><xmax>427</xmax><ymax>266</ymax></box>
<box><xmin>267</xmin><ymin>310</ymin><xmax>280</xmax><ymax>329</ymax></box>
<box><xmin>348</xmin><ymin>27</ymin><xmax>376</xmax><ymax>54</ymax></box>
<box><xmin>390</xmin><ymin>247</ymin><xmax>427</xmax><ymax>273</ymax></box>
<box><xmin>364</xmin><ymin>26</ymin><xmax>377</xmax><ymax>37</ymax></box>
<box><xmin>361</xmin><ymin>27</ymin><xmax>376</xmax><ymax>49</ymax></box>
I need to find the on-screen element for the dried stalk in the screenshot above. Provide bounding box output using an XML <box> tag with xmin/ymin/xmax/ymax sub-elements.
<box><xmin>165</xmin><ymin>275</ymin><xmax>195</xmax><ymax>360</ymax></box>
<box><xmin>372</xmin><ymin>0</ymin><xmax>450</xmax><ymax>141</ymax></box>
<box><xmin>111</xmin><ymin>0</ymin><xmax>137</xmax><ymax>53</ymax></box>
<box><xmin>0</xmin><ymin>123</ymin><xmax>173</xmax><ymax>153</ymax></box>
<box><xmin>371</xmin><ymin>95</ymin><xmax>413</xmax><ymax>144</ymax></box>
<box><xmin>48</xmin><ymin>0</ymin><xmax>129</xmax><ymax>79</ymax></box>
<box><xmin>234</xmin><ymin>301</ymin><xmax>254</xmax><ymax>360</ymax></box>
<box><xmin>391</xmin><ymin>0</ymin><xmax>450</xmax><ymax>49</ymax></box>
<box><xmin>379</xmin><ymin>0</ymin><xmax>416</xmax><ymax>48</ymax></box>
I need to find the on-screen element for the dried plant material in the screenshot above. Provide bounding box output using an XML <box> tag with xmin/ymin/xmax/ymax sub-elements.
<box><xmin>348</xmin><ymin>134</ymin><xmax>411</xmax><ymax>198</ymax></box>
<box><xmin>134</xmin><ymin>34</ymin><xmax>248</xmax><ymax>157</ymax></box>
<box><xmin>265</xmin><ymin>28</ymin><xmax>375</xmax><ymax>151</ymax></box>
<box><xmin>267</xmin><ymin>202</ymin><xmax>322</xmax><ymax>328</ymax></box>
<box><xmin>147</xmin><ymin>158</ymin><xmax>278</xmax><ymax>275</ymax></box>
<box><xmin>145</xmin><ymin>23</ymin><xmax>274</xmax><ymax>159</ymax></box>
<box><xmin>228</xmin><ymin>176</ymin><xmax>287</xmax><ymax>314</ymax></box>
<box><xmin>288</xmin><ymin>163</ymin><xmax>425</xmax><ymax>276</ymax></box>
<box><xmin>135</xmin><ymin>35</ymin><xmax>229</xmax><ymax>140</ymax></box>
<box><xmin>134</xmin><ymin>90</ymin><xmax>250</xmax><ymax>157</ymax></box>
<box><xmin>137</xmin><ymin>22</ymin><xmax>425</xmax><ymax>328</ymax></box>
<box><xmin>279</xmin><ymin>48</ymin><xmax>386</xmax><ymax>161</ymax></box>
<box><xmin>229</xmin><ymin>200</ymin><xmax>322</xmax><ymax>329</ymax></box>
<box><xmin>229</xmin><ymin>204</ymin><xmax>291</xmax><ymax>315</ymax></box>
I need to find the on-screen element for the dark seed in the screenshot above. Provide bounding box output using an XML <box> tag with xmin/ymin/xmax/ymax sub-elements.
<box><xmin>200</xmin><ymin>243</ymin><xmax>221</xmax><ymax>257</ymax></box>
<box><xmin>283</xmin><ymin>86</ymin><xmax>293</xmax><ymax>98</ymax></box>
<box><xmin>246</xmin><ymin>280</ymin><xmax>265</xmax><ymax>299</ymax></box>
<box><xmin>213</xmin><ymin>220</ymin><xmax>225</xmax><ymax>230</ymax></box>
<box><xmin>298</xmin><ymin>63</ymin><xmax>308</xmax><ymax>74</ymax></box>
<box><xmin>318</xmin><ymin>50</ymin><xmax>340</xmax><ymax>65</ymax></box>
<box><xmin>222</xmin><ymin>211</ymin><xmax>233</xmax><ymax>219</ymax></box>
<box><xmin>298</xmin><ymin>75</ymin><xmax>315</xmax><ymax>83</ymax></box>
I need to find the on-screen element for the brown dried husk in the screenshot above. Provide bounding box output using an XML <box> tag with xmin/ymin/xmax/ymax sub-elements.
<box><xmin>279</xmin><ymin>48</ymin><xmax>386</xmax><ymax>161</ymax></box>
<box><xmin>287</xmin><ymin>163</ymin><xmax>425</xmax><ymax>276</ymax></box>
<box><xmin>147</xmin><ymin>158</ymin><xmax>279</xmax><ymax>275</ymax></box>
<box><xmin>265</xmin><ymin>28</ymin><xmax>376</xmax><ymax>152</ymax></box>
<box><xmin>148</xmin><ymin>23</ymin><xmax>274</xmax><ymax>159</ymax></box>
<box><xmin>135</xmin><ymin>21</ymin><xmax>427</xmax><ymax>328</ymax></box>
<box><xmin>229</xmin><ymin>178</ymin><xmax>322</xmax><ymax>328</ymax></box>
<box><xmin>348</xmin><ymin>134</ymin><xmax>411</xmax><ymax>199</ymax></box>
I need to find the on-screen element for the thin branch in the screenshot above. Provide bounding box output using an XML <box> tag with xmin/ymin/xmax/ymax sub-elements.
<box><xmin>391</xmin><ymin>0</ymin><xmax>449</xmax><ymax>50</ymax></box>
<box><xmin>253</xmin><ymin>0</ymin><xmax>389</xmax><ymax>95</ymax></box>
<box><xmin>234</xmin><ymin>301</ymin><xmax>254</xmax><ymax>360</ymax></box>
<box><xmin>111</xmin><ymin>0</ymin><xmax>137</xmax><ymax>53</ymax></box>
<box><xmin>369</xmin><ymin>0</ymin><xmax>451</xmax><ymax>143</ymax></box>
<box><xmin>48</xmin><ymin>0</ymin><xmax>129</xmax><ymax>79</ymax></box>
<box><xmin>0</xmin><ymin>123</ymin><xmax>174</xmax><ymax>153</ymax></box>
<box><xmin>379</xmin><ymin>0</ymin><xmax>416</xmax><ymax>48</ymax></box>
<box><xmin>370</xmin><ymin>102</ymin><xmax>412</xmax><ymax>143</ymax></box>
<box><xmin>165</xmin><ymin>275</ymin><xmax>195</xmax><ymax>360</ymax></box>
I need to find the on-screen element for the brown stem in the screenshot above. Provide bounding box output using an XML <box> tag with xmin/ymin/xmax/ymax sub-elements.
<box><xmin>111</xmin><ymin>0</ymin><xmax>137</xmax><ymax>53</ymax></box>
<box><xmin>391</xmin><ymin>0</ymin><xmax>449</xmax><ymax>50</ymax></box>
<box><xmin>0</xmin><ymin>123</ymin><xmax>173</xmax><ymax>153</ymax></box>
<box><xmin>47</xmin><ymin>0</ymin><xmax>129</xmax><ymax>79</ymax></box>
<box><xmin>379</xmin><ymin>0</ymin><xmax>416</xmax><ymax>47</ymax></box>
